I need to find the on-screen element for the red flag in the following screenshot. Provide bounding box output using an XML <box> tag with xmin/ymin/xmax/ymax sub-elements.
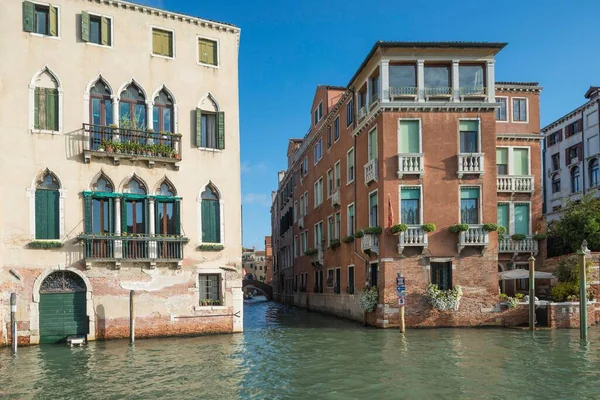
<box><xmin>387</xmin><ymin>193</ymin><xmax>394</xmax><ymax>228</ymax></box>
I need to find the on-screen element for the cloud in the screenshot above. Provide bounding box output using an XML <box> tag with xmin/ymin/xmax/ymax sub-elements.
<box><xmin>241</xmin><ymin>161</ymin><xmax>269</xmax><ymax>175</ymax></box>
<box><xmin>243</xmin><ymin>193</ymin><xmax>272</xmax><ymax>207</ymax></box>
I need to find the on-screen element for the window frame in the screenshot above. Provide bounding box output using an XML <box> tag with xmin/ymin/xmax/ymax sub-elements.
<box><xmin>326</xmin><ymin>268</ymin><xmax>334</xmax><ymax>288</ymax></box>
<box><xmin>458</xmin><ymin>185</ymin><xmax>482</xmax><ymax>225</ymax></box>
<box><xmin>347</xmin><ymin>265</ymin><xmax>355</xmax><ymax>294</ymax></box>
<box><xmin>196</xmin><ymin>271</ymin><xmax>226</xmax><ymax>309</ymax></box>
<box><xmin>313</xmin><ymin>177</ymin><xmax>323</xmax><ymax>208</ymax></box>
<box><xmin>314</xmin><ymin>101</ymin><xmax>323</xmax><ymax>126</ymax></box>
<box><xmin>368</xmin><ymin>189</ymin><xmax>378</xmax><ymax>227</ymax></box>
<box><xmin>346</xmin><ymin>147</ymin><xmax>355</xmax><ymax>184</ymax></box>
<box><xmin>347</xmin><ymin>202</ymin><xmax>355</xmax><ymax>236</ymax></box>
<box><xmin>431</xmin><ymin>262</ymin><xmax>452</xmax><ymax>291</ymax></box>
<box><xmin>399</xmin><ymin>185</ymin><xmax>423</xmax><ymax>225</ymax></box>
<box><xmin>198</xmin><ymin>184</ymin><xmax>223</xmax><ymax>245</ymax></box>
<box><xmin>590</xmin><ymin>159</ymin><xmax>600</xmax><ymax>188</ymax></box>
<box><xmin>571</xmin><ymin>166</ymin><xmax>581</xmax><ymax>193</ymax></box>
<box><xmin>512</xmin><ymin>97</ymin><xmax>529</xmax><ymax>123</ymax></box>
<box><xmin>334</xmin><ymin>116</ymin><xmax>340</xmax><ymax>142</ymax></box>
<box><xmin>551</xmin><ymin>173</ymin><xmax>561</xmax><ymax>194</ymax></box>
<box><xmin>496</xmin><ymin>146</ymin><xmax>531</xmax><ymax>176</ymax></box>
<box><xmin>397</xmin><ymin>118</ymin><xmax>422</xmax><ymax>154</ymax></box>
<box><xmin>150</xmin><ymin>26</ymin><xmax>175</xmax><ymax>59</ymax></box>
<box><xmin>313</xmin><ymin>138</ymin><xmax>322</xmax><ymax>165</ymax></box>
<box><xmin>84</xmin><ymin>11</ymin><xmax>113</xmax><ymax>48</ymax></box>
<box><xmin>346</xmin><ymin>99</ymin><xmax>354</xmax><ymax>127</ymax></box>
<box><xmin>497</xmin><ymin>201</ymin><xmax>532</xmax><ymax>235</ymax></box>
<box><xmin>458</xmin><ymin>118</ymin><xmax>481</xmax><ymax>153</ymax></box>
<box><xmin>327</xmin><ymin>215</ymin><xmax>334</xmax><ymax>245</ymax></box>
<box><xmin>196</xmin><ymin>35</ymin><xmax>220</xmax><ymax>68</ymax></box>
<box><xmin>314</xmin><ymin>220</ymin><xmax>324</xmax><ymax>248</ymax></box>
<box><xmin>27</xmin><ymin>1</ymin><xmax>61</xmax><ymax>39</ymax></box>
<box><xmin>334</xmin><ymin>160</ymin><xmax>341</xmax><ymax>190</ymax></box>
<box><xmin>326</xmin><ymin>169</ymin><xmax>333</xmax><ymax>198</ymax></box>
<box><xmin>495</xmin><ymin>96</ymin><xmax>508</xmax><ymax>122</ymax></box>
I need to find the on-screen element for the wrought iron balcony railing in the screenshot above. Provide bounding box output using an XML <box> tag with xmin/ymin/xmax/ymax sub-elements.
<box><xmin>79</xmin><ymin>233</ymin><xmax>188</xmax><ymax>262</ymax></box>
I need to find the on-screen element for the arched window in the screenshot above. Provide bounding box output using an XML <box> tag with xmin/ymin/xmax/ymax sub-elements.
<box><xmin>571</xmin><ymin>166</ymin><xmax>581</xmax><ymax>193</ymax></box>
<box><xmin>552</xmin><ymin>173</ymin><xmax>561</xmax><ymax>194</ymax></box>
<box><xmin>90</xmin><ymin>79</ymin><xmax>113</xmax><ymax>127</ymax></box>
<box><xmin>201</xmin><ymin>185</ymin><xmax>221</xmax><ymax>243</ymax></box>
<box><xmin>123</xmin><ymin>177</ymin><xmax>147</xmax><ymax>235</ymax></box>
<box><xmin>155</xmin><ymin>180</ymin><xmax>179</xmax><ymax>236</ymax></box>
<box><xmin>35</xmin><ymin>171</ymin><xmax>60</xmax><ymax>239</ymax></box>
<box><xmin>153</xmin><ymin>89</ymin><xmax>174</xmax><ymax>133</ymax></box>
<box><xmin>196</xmin><ymin>95</ymin><xmax>224</xmax><ymax>149</ymax></box>
<box><xmin>590</xmin><ymin>159</ymin><xmax>599</xmax><ymax>188</ymax></box>
<box><xmin>33</xmin><ymin>69</ymin><xmax>59</xmax><ymax>131</ymax></box>
<box><xmin>88</xmin><ymin>174</ymin><xmax>115</xmax><ymax>236</ymax></box>
<box><xmin>119</xmin><ymin>83</ymin><xmax>146</xmax><ymax>130</ymax></box>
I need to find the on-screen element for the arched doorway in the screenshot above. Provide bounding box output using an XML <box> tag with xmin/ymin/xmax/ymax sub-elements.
<box><xmin>39</xmin><ymin>271</ymin><xmax>88</xmax><ymax>344</ymax></box>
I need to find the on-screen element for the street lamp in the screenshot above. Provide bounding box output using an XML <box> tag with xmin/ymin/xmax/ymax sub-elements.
<box><xmin>577</xmin><ymin>240</ymin><xmax>590</xmax><ymax>340</ymax></box>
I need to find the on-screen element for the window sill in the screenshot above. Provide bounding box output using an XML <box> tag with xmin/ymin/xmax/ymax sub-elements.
<box><xmin>29</xmin><ymin>32</ymin><xmax>60</xmax><ymax>40</ymax></box>
<box><xmin>194</xmin><ymin>305</ymin><xmax>226</xmax><ymax>311</ymax></box>
<box><xmin>151</xmin><ymin>53</ymin><xmax>175</xmax><ymax>60</ymax></box>
<box><xmin>31</xmin><ymin>129</ymin><xmax>61</xmax><ymax>135</ymax></box>
<box><xmin>197</xmin><ymin>61</ymin><xmax>219</xmax><ymax>69</ymax></box>
<box><xmin>85</xmin><ymin>42</ymin><xmax>113</xmax><ymax>49</ymax></box>
<box><xmin>346</xmin><ymin>179</ymin><xmax>355</xmax><ymax>186</ymax></box>
<box><xmin>197</xmin><ymin>147</ymin><xmax>223</xmax><ymax>153</ymax></box>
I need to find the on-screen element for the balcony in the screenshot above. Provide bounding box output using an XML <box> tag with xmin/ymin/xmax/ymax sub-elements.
<box><xmin>361</xmin><ymin>233</ymin><xmax>379</xmax><ymax>255</ymax></box>
<box><xmin>370</xmin><ymin>93</ymin><xmax>380</xmax><ymax>109</ymax></box>
<box><xmin>358</xmin><ymin>105</ymin><xmax>367</xmax><ymax>121</ymax></box>
<box><xmin>497</xmin><ymin>176</ymin><xmax>534</xmax><ymax>193</ymax></box>
<box><xmin>459</xmin><ymin>86</ymin><xmax>487</xmax><ymax>101</ymax></box>
<box><xmin>83</xmin><ymin>124</ymin><xmax>182</xmax><ymax>169</ymax></box>
<box><xmin>458</xmin><ymin>225</ymin><xmax>489</xmax><ymax>253</ymax></box>
<box><xmin>364</xmin><ymin>158</ymin><xmax>378</xmax><ymax>184</ymax></box>
<box><xmin>331</xmin><ymin>189</ymin><xmax>341</xmax><ymax>207</ymax></box>
<box><xmin>499</xmin><ymin>236</ymin><xmax>538</xmax><ymax>256</ymax></box>
<box><xmin>298</xmin><ymin>215</ymin><xmax>304</xmax><ymax>229</ymax></box>
<box><xmin>389</xmin><ymin>86</ymin><xmax>418</xmax><ymax>101</ymax></box>
<box><xmin>398</xmin><ymin>226</ymin><xmax>428</xmax><ymax>255</ymax></box>
<box><xmin>397</xmin><ymin>153</ymin><xmax>424</xmax><ymax>178</ymax></box>
<box><xmin>425</xmin><ymin>86</ymin><xmax>453</xmax><ymax>100</ymax></box>
<box><xmin>309</xmin><ymin>244</ymin><xmax>324</xmax><ymax>267</ymax></box>
<box><xmin>457</xmin><ymin>153</ymin><xmax>485</xmax><ymax>178</ymax></box>
<box><xmin>80</xmin><ymin>234</ymin><xmax>188</xmax><ymax>268</ymax></box>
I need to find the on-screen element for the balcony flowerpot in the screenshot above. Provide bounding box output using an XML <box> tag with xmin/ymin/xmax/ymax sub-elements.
<box><xmin>390</xmin><ymin>224</ymin><xmax>408</xmax><ymax>235</ymax></box>
<box><xmin>482</xmin><ymin>223</ymin><xmax>499</xmax><ymax>232</ymax></box>
<box><xmin>449</xmin><ymin>224</ymin><xmax>470</xmax><ymax>233</ymax></box>
<box><xmin>422</xmin><ymin>223</ymin><xmax>437</xmax><ymax>233</ymax></box>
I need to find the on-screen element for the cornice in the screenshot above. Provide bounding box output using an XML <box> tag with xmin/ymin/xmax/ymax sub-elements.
<box><xmin>495</xmin><ymin>84</ymin><xmax>542</xmax><ymax>93</ymax></box>
<box><xmin>90</xmin><ymin>0</ymin><xmax>240</xmax><ymax>34</ymax></box>
<box><xmin>496</xmin><ymin>133</ymin><xmax>543</xmax><ymax>141</ymax></box>
<box><xmin>541</xmin><ymin>100</ymin><xmax>599</xmax><ymax>133</ymax></box>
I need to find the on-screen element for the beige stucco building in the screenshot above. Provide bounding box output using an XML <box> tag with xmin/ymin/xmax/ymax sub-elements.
<box><xmin>0</xmin><ymin>0</ymin><xmax>242</xmax><ymax>345</ymax></box>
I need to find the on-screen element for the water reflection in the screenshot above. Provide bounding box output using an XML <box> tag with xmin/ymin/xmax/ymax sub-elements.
<box><xmin>1</xmin><ymin>302</ymin><xmax>600</xmax><ymax>399</ymax></box>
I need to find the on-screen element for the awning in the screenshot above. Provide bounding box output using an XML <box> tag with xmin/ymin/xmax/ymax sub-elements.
<box><xmin>498</xmin><ymin>270</ymin><xmax>556</xmax><ymax>280</ymax></box>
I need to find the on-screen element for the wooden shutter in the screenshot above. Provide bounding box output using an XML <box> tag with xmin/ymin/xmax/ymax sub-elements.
<box><xmin>35</xmin><ymin>190</ymin><xmax>48</xmax><ymax>239</ymax></box>
<box><xmin>196</xmin><ymin>108</ymin><xmax>203</xmax><ymax>147</ymax></box>
<box><xmin>23</xmin><ymin>1</ymin><xmax>34</xmax><ymax>32</ymax></box>
<box><xmin>152</xmin><ymin>29</ymin><xmax>162</xmax><ymax>54</ymax></box>
<box><xmin>81</xmin><ymin>11</ymin><xmax>90</xmax><ymax>42</ymax></box>
<box><xmin>49</xmin><ymin>190</ymin><xmax>59</xmax><ymax>239</ymax></box>
<box><xmin>84</xmin><ymin>196</ymin><xmax>92</xmax><ymax>234</ymax></box>
<box><xmin>217</xmin><ymin>111</ymin><xmax>225</xmax><ymax>149</ymax></box>
<box><xmin>101</xmin><ymin>16</ymin><xmax>109</xmax><ymax>45</ymax></box>
<box><xmin>34</xmin><ymin>88</ymin><xmax>41</xmax><ymax>129</ymax></box>
<box><xmin>201</xmin><ymin>200</ymin><xmax>211</xmax><ymax>242</ymax></box>
<box><xmin>46</xmin><ymin>89</ymin><xmax>58</xmax><ymax>131</ymax></box>
<box><xmin>174</xmin><ymin>200</ymin><xmax>181</xmax><ymax>235</ymax></box>
<box><xmin>49</xmin><ymin>6</ymin><xmax>58</xmax><ymax>37</ymax></box>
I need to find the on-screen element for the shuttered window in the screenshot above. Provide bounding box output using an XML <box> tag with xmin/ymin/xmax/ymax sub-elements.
<box><xmin>201</xmin><ymin>186</ymin><xmax>221</xmax><ymax>243</ymax></box>
<box><xmin>196</xmin><ymin>109</ymin><xmax>225</xmax><ymax>149</ymax></box>
<box><xmin>81</xmin><ymin>12</ymin><xmax>111</xmax><ymax>46</ymax></box>
<box><xmin>399</xmin><ymin>120</ymin><xmax>420</xmax><ymax>153</ymax></box>
<box><xmin>34</xmin><ymin>88</ymin><xmax>59</xmax><ymax>131</ymax></box>
<box><xmin>514</xmin><ymin>203</ymin><xmax>530</xmax><ymax>235</ymax></box>
<box><xmin>23</xmin><ymin>2</ymin><xmax>58</xmax><ymax>37</ymax></box>
<box><xmin>152</xmin><ymin>28</ymin><xmax>173</xmax><ymax>57</ymax></box>
<box><xmin>198</xmin><ymin>38</ymin><xmax>218</xmax><ymax>66</ymax></box>
<box><xmin>35</xmin><ymin>173</ymin><xmax>60</xmax><ymax>240</ymax></box>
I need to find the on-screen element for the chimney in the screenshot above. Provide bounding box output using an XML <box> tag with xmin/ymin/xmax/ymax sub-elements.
<box><xmin>278</xmin><ymin>170</ymin><xmax>285</xmax><ymax>183</ymax></box>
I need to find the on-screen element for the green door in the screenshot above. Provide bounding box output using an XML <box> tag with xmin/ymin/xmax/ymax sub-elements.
<box><xmin>39</xmin><ymin>292</ymin><xmax>87</xmax><ymax>344</ymax></box>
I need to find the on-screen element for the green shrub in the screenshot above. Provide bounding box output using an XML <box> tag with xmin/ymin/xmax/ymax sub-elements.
<box><xmin>511</xmin><ymin>233</ymin><xmax>527</xmax><ymax>241</ymax></box>
<box><xmin>28</xmin><ymin>241</ymin><xmax>63</xmax><ymax>249</ymax></box>
<box><xmin>449</xmin><ymin>224</ymin><xmax>469</xmax><ymax>233</ymax></box>
<box><xmin>304</xmin><ymin>248</ymin><xmax>318</xmax><ymax>256</ymax></box>
<box><xmin>533</xmin><ymin>233</ymin><xmax>548</xmax><ymax>241</ymax></box>
<box><xmin>551</xmin><ymin>282</ymin><xmax>580</xmax><ymax>302</ymax></box>
<box><xmin>353</xmin><ymin>231</ymin><xmax>364</xmax><ymax>239</ymax></box>
<box><xmin>515</xmin><ymin>293</ymin><xmax>525</xmax><ymax>300</ymax></box>
<box><xmin>329</xmin><ymin>239</ymin><xmax>341</xmax><ymax>249</ymax></box>
<box><xmin>483</xmin><ymin>223</ymin><xmax>498</xmax><ymax>232</ymax></box>
<box><xmin>342</xmin><ymin>236</ymin><xmax>354</xmax><ymax>243</ymax></box>
<box><xmin>363</xmin><ymin>226</ymin><xmax>382</xmax><ymax>235</ymax></box>
<box><xmin>497</xmin><ymin>226</ymin><xmax>507</xmax><ymax>235</ymax></box>
<box><xmin>197</xmin><ymin>244</ymin><xmax>224</xmax><ymax>251</ymax></box>
<box><xmin>391</xmin><ymin>224</ymin><xmax>408</xmax><ymax>234</ymax></box>
<box><xmin>555</xmin><ymin>255</ymin><xmax>594</xmax><ymax>283</ymax></box>
<box><xmin>422</xmin><ymin>223</ymin><xmax>437</xmax><ymax>233</ymax></box>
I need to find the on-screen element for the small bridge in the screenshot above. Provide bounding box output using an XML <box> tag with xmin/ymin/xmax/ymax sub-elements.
<box><xmin>242</xmin><ymin>279</ymin><xmax>273</xmax><ymax>300</ymax></box>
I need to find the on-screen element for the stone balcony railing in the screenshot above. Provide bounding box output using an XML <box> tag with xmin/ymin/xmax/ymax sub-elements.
<box><xmin>358</xmin><ymin>106</ymin><xmax>367</xmax><ymax>121</ymax></box>
<box><xmin>361</xmin><ymin>233</ymin><xmax>379</xmax><ymax>255</ymax></box>
<box><xmin>331</xmin><ymin>189</ymin><xmax>341</xmax><ymax>207</ymax></box>
<box><xmin>457</xmin><ymin>153</ymin><xmax>485</xmax><ymax>178</ymax></box>
<box><xmin>458</xmin><ymin>225</ymin><xmax>489</xmax><ymax>253</ymax></box>
<box><xmin>364</xmin><ymin>158</ymin><xmax>378</xmax><ymax>184</ymax></box>
<box><xmin>298</xmin><ymin>215</ymin><xmax>304</xmax><ymax>229</ymax></box>
<box><xmin>397</xmin><ymin>153</ymin><xmax>424</xmax><ymax>178</ymax></box>
<box><xmin>398</xmin><ymin>225</ymin><xmax>428</xmax><ymax>255</ymax></box>
<box><xmin>389</xmin><ymin>86</ymin><xmax>418</xmax><ymax>100</ymax></box>
<box><xmin>497</xmin><ymin>176</ymin><xmax>534</xmax><ymax>193</ymax></box>
<box><xmin>499</xmin><ymin>236</ymin><xmax>539</xmax><ymax>255</ymax></box>
<box><xmin>425</xmin><ymin>86</ymin><xmax>453</xmax><ymax>100</ymax></box>
<box><xmin>309</xmin><ymin>244</ymin><xmax>324</xmax><ymax>266</ymax></box>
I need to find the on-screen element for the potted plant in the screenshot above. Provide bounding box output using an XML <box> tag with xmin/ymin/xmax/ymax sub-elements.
<box><xmin>497</xmin><ymin>225</ymin><xmax>506</xmax><ymax>239</ymax></box>
<box><xmin>102</xmin><ymin>139</ymin><xmax>113</xmax><ymax>152</ymax></box>
<box><xmin>304</xmin><ymin>248</ymin><xmax>318</xmax><ymax>256</ymax></box>
<box><xmin>161</xmin><ymin>131</ymin><xmax>172</xmax><ymax>139</ymax></box>
<box><xmin>363</xmin><ymin>226</ymin><xmax>382</xmax><ymax>235</ymax></box>
<box><xmin>341</xmin><ymin>235</ymin><xmax>354</xmax><ymax>243</ymax></box>
<box><xmin>391</xmin><ymin>224</ymin><xmax>408</xmax><ymax>235</ymax></box>
<box><xmin>533</xmin><ymin>233</ymin><xmax>547</xmax><ymax>241</ymax></box>
<box><xmin>353</xmin><ymin>230</ymin><xmax>364</xmax><ymax>239</ymax></box>
<box><xmin>329</xmin><ymin>239</ymin><xmax>341</xmax><ymax>250</ymax></box>
<box><xmin>422</xmin><ymin>223</ymin><xmax>436</xmax><ymax>233</ymax></box>
<box><xmin>482</xmin><ymin>223</ymin><xmax>499</xmax><ymax>232</ymax></box>
<box><xmin>449</xmin><ymin>223</ymin><xmax>470</xmax><ymax>233</ymax></box>
<box><xmin>511</xmin><ymin>233</ymin><xmax>527</xmax><ymax>241</ymax></box>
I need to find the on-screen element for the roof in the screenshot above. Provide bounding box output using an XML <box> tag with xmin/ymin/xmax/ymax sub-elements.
<box><xmin>585</xmin><ymin>86</ymin><xmax>600</xmax><ymax>99</ymax></box>
<box><xmin>317</xmin><ymin>84</ymin><xmax>347</xmax><ymax>91</ymax></box>
<box><xmin>290</xmin><ymin>138</ymin><xmax>303</xmax><ymax>143</ymax></box>
<box><xmin>496</xmin><ymin>82</ymin><xmax>540</xmax><ymax>86</ymax></box>
<box><xmin>347</xmin><ymin>41</ymin><xmax>507</xmax><ymax>87</ymax></box>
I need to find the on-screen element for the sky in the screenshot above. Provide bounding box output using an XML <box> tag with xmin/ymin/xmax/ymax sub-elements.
<box><xmin>137</xmin><ymin>0</ymin><xmax>600</xmax><ymax>249</ymax></box>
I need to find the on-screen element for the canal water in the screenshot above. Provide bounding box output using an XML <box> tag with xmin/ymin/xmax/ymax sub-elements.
<box><xmin>2</xmin><ymin>300</ymin><xmax>600</xmax><ymax>399</ymax></box>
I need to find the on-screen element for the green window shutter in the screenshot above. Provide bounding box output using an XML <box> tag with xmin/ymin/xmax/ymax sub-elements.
<box><xmin>460</xmin><ymin>187</ymin><xmax>480</xmax><ymax>199</ymax></box>
<box><xmin>23</xmin><ymin>1</ymin><xmax>34</xmax><ymax>32</ymax></box>
<box><xmin>101</xmin><ymin>16</ymin><xmax>109</xmax><ymax>45</ymax></box>
<box><xmin>46</xmin><ymin>89</ymin><xmax>58</xmax><ymax>131</ymax></box>
<box><xmin>196</xmin><ymin>108</ymin><xmax>203</xmax><ymax>147</ymax></box>
<box><xmin>35</xmin><ymin>190</ymin><xmax>48</xmax><ymax>239</ymax></box>
<box><xmin>513</xmin><ymin>148</ymin><xmax>529</xmax><ymax>175</ymax></box>
<box><xmin>401</xmin><ymin>188</ymin><xmax>420</xmax><ymax>200</ymax></box>
<box><xmin>217</xmin><ymin>111</ymin><xmax>225</xmax><ymax>149</ymax></box>
<box><xmin>202</xmin><ymin>200</ymin><xmax>220</xmax><ymax>243</ymax></box>
<box><xmin>34</xmin><ymin>87</ymin><xmax>41</xmax><ymax>129</ymax></box>
<box><xmin>48</xmin><ymin>190</ymin><xmax>59</xmax><ymax>239</ymax></box>
<box><xmin>152</xmin><ymin>30</ymin><xmax>162</xmax><ymax>54</ymax></box>
<box><xmin>399</xmin><ymin>121</ymin><xmax>420</xmax><ymax>153</ymax></box>
<box><xmin>497</xmin><ymin>204</ymin><xmax>509</xmax><ymax>232</ymax></box>
<box><xmin>174</xmin><ymin>200</ymin><xmax>181</xmax><ymax>235</ymax></box>
<box><xmin>514</xmin><ymin>204</ymin><xmax>530</xmax><ymax>235</ymax></box>
<box><xmin>81</xmin><ymin>11</ymin><xmax>90</xmax><ymax>42</ymax></box>
<box><xmin>121</xmin><ymin>200</ymin><xmax>127</xmax><ymax>234</ymax></box>
<box><xmin>201</xmin><ymin>200</ymin><xmax>211</xmax><ymax>242</ymax></box>
<box><xmin>49</xmin><ymin>6</ymin><xmax>58</xmax><ymax>37</ymax></box>
<box><xmin>84</xmin><ymin>196</ymin><xmax>92</xmax><ymax>234</ymax></box>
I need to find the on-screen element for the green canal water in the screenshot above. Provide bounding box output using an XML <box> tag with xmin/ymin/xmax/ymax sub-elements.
<box><xmin>2</xmin><ymin>300</ymin><xmax>600</xmax><ymax>399</ymax></box>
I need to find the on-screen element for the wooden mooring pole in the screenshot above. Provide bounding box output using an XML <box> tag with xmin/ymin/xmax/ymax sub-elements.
<box><xmin>10</xmin><ymin>293</ymin><xmax>17</xmax><ymax>354</ymax></box>
<box><xmin>129</xmin><ymin>290</ymin><xmax>135</xmax><ymax>344</ymax></box>
<box><xmin>528</xmin><ymin>255</ymin><xmax>535</xmax><ymax>331</ymax></box>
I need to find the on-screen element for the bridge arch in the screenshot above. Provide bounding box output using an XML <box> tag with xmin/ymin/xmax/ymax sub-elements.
<box><xmin>242</xmin><ymin>279</ymin><xmax>272</xmax><ymax>300</ymax></box>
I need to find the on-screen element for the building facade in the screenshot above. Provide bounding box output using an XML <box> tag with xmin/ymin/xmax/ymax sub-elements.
<box><xmin>242</xmin><ymin>249</ymin><xmax>267</xmax><ymax>282</ymax></box>
<box><xmin>0</xmin><ymin>0</ymin><xmax>242</xmax><ymax>345</ymax></box>
<box><xmin>271</xmin><ymin>42</ymin><xmax>543</xmax><ymax>327</ymax></box>
<box><xmin>542</xmin><ymin>87</ymin><xmax>600</xmax><ymax>223</ymax></box>
<box><xmin>264</xmin><ymin>236</ymin><xmax>273</xmax><ymax>284</ymax></box>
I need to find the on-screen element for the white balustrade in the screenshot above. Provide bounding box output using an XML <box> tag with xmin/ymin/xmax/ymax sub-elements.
<box><xmin>457</xmin><ymin>153</ymin><xmax>485</xmax><ymax>177</ymax></box>
<box><xmin>458</xmin><ymin>225</ymin><xmax>489</xmax><ymax>252</ymax></box>
<box><xmin>397</xmin><ymin>153</ymin><xmax>424</xmax><ymax>178</ymax></box>
<box><xmin>498</xmin><ymin>236</ymin><xmax>538</xmax><ymax>254</ymax></box>
<box><xmin>398</xmin><ymin>226</ymin><xmax>428</xmax><ymax>254</ymax></box>
<box><xmin>361</xmin><ymin>233</ymin><xmax>379</xmax><ymax>254</ymax></box>
<box><xmin>364</xmin><ymin>158</ymin><xmax>378</xmax><ymax>184</ymax></box>
<box><xmin>331</xmin><ymin>189</ymin><xmax>341</xmax><ymax>207</ymax></box>
<box><xmin>496</xmin><ymin>176</ymin><xmax>534</xmax><ymax>193</ymax></box>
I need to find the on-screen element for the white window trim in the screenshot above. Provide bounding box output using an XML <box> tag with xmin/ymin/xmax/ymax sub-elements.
<box><xmin>368</xmin><ymin>126</ymin><xmax>378</xmax><ymax>161</ymax></box>
<box><xmin>511</xmin><ymin>97</ymin><xmax>529</xmax><ymax>124</ymax></box>
<box><xmin>327</xmin><ymin>215</ymin><xmax>334</xmax><ymax>245</ymax></box>
<box><xmin>495</xmin><ymin>96</ymin><xmax>509</xmax><ymax>123</ymax></box>
<box><xmin>498</xmin><ymin>201</ymin><xmax>532</xmax><ymax>235</ymax></box>
<box><xmin>334</xmin><ymin>160</ymin><xmax>341</xmax><ymax>190</ymax></box>
<box><xmin>346</xmin><ymin>98</ymin><xmax>354</xmax><ymax>127</ymax></box>
<box><xmin>368</xmin><ymin>189</ymin><xmax>378</xmax><ymax>227</ymax></box>
<box><xmin>196</xmin><ymin>34</ymin><xmax>220</xmax><ymax>68</ymax></box>
<box><xmin>150</xmin><ymin>85</ymin><xmax>179</xmax><ymax>134</ymax></box>
<box><xmin>314</xmin><ymin>177</ymin><xmax>323</xmax><ymax>208</ymax></box>
<box><xmin>497</xmin><ymin>146</ymin><xmax>531</xmax><ymax>176</ymax></box>
<box><xmin>84</xmin><ymin>11</ymin><xmax>114</xmax><ymax>48</ymax></box>
<box><xmin>26</xmin><ymin>186</ymin><xmax>66</xmax><ymax>240</ymax></box>
<box><xmin>397</xmin><ymin>118</ymin><xmax>423</xmax><ymax>153</ymax></box>
<box><xmin>334</xmin><ymin>116</ymin><xmax>340</xmax><ymax>142</ymax></box>
<box><xmin>29</xmin><ymin>66</ymin><xmax>64</xmax><ymax>134</ymax></box>
<box><xmin>458</xmin><ymin>118</ymin><xmax>482</xmax><ymax>153</ymax></box>
<box><xmin>346</xmin><ymin>147</ymin><xmax>355</xmax><ymax>185</ymax></box>
<box><xmin>347</xmin><ymin>202</ymin><xmax>355</xmax><ymax>236</ymax></box>
<box><xmin>326</xmin><ymin>168</ymin><xmax>333</xmax><ymax>198</ymax></box>
<box><xmin>150</xmin><ymin>25</ymin><xmax>176</xmax><ymax>60</ymax></box>
<box><xmin>398</xmin><ymin>185</ymin><xmax>423</xmax><ymax>224</ymax></box>
<box><xmin>195</xmin><ymin>268</ymin><xmax>227</xmax><ymax>310</ymax></box>
<box><xmin>314</xmin><ymin>220</ymin><xmax>324</xmax><ymax>248</ymax></box>
<box><xmin>458</xmin><ymin>185</ymin><xmax>482</xmax><ymax>224</ymax></box>
<box><xmin>197</xmin><ymin>182</ymin><xmax>225</xmax><ymax>245</ymax></box>
<box><xmin>303</xmin><ymin>191</ymin><xmax>308</xmax><ymax>216</ymax></box>
<box><xmin>314</xmin><ymin>138</ymin><xmax>323</xmax><ymax>165</ymax></box>
<box><xmin>335</xmin><ymin>211</ymin><xmax>341</xmax><ymax>240</ymax></box>
<box><xmin>314</xmin><ymin>101</ymin><xmax>323</xmax><ymax>126</ymax></box>
<box><xmin>28</xmin><ymin>1</ymin><xmax>61</xmax><ymax>40</ymax></box>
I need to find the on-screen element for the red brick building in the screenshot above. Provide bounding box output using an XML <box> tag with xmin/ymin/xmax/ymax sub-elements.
<box><xmin>271</xmin><ymin>42</ymin><xmax>543</xmax><ymax>327</ymax></box>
